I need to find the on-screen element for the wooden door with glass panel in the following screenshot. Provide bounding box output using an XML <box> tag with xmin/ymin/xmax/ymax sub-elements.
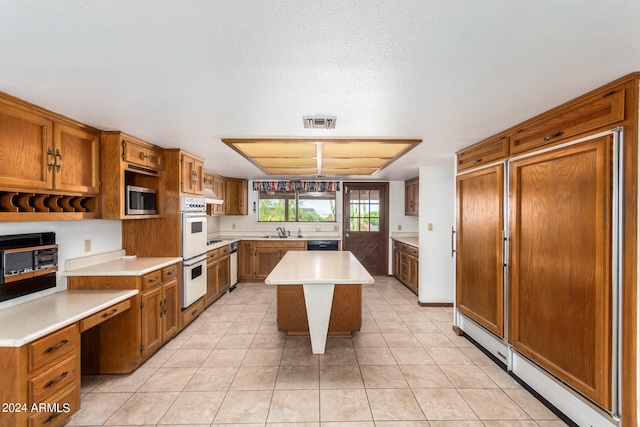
<box><xmin>343</xmin><ymin>182</ymin><xmax>388</xmax><ymax>276</ymax></box>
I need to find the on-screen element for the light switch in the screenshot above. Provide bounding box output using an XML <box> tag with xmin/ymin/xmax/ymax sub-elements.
<box><xmin>84</xmin><ymin>239</ymin><xmax>91</xmax><ymax>252</ymax></box>
<box><xmin>398</xmin><ymin>224</ymin><xmax>402</xmax><ymax>231</ymax></box>
<box><xmin>427</xmin><ymin>223</ymin><xmax>433</xmax><ymax>231</ymax></box>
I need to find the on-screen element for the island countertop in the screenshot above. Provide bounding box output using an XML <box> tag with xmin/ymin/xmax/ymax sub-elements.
<box><xmin>265</xmin><ymin>251</ymin><xmax>374</xmax><ymax>285</ymax></box>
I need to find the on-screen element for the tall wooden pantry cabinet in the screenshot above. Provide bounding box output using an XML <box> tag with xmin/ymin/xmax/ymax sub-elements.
<box><xmin>454</xmin><ymin>73</ymin><xmax>638</xmax><ymax>427</ymax></box>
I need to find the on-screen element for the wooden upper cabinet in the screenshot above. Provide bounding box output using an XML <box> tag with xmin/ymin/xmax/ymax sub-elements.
<box><xmin>509</xmin><ymin>85</ymin><xmax>626</xmax><ymax>155</ymax></box>
<box><xmin>456</xmin><ymin>134</ymin><xmax>509</xmax><ymax>172</ymax></box>
<box><xmin>0</xmin><ymin>100</ymin><xmax>99</xmax><ymax>194</ymax></box>
<box><xmin>404</xmin><ymin>177</ymin><xmax>419</xmax><ymax>216</ymax></box>
<box><xmin>123</xmin><ymin>137</ymin><xmax>164</xmax><ymax>171</ymax></box>
<box><xmin>100</xmin><ymin>132</ymin><xmax>163</xmax><ymax>219</ymax></box>
<box><xmin>0</xmin><ymin>102</ymin><xmax>54</xmax><ymax>191</ymax></box>
<box><xmin>181</xmin><ymin>153</ymin><xmax>204</xmax><ymax>195</ymax></box>
<box><xmin>53</xmin><ymin>122</ymin><xmax>100</xmax><ymax>194</ymax></box>
<box><xmin>226</xmin><ymin>178</ymin><xmax>247</xmax><ymax>215</ymax></box>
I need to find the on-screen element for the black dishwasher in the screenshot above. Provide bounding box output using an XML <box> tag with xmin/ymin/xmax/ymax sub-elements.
<box><xmin>306</xmin><ymin>240</ymin><xmax>339</xmax><ymax>251</ymax></box>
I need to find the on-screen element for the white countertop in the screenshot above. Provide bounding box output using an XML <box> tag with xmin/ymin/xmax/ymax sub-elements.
<box><xmin>0</xmin><ymin>289</ymin><xmax>138</xmax><ymax>347</ymax></box>
<box><xmin>64</xmin><ymin>256</ymin><xmax>182</xmax><ymax>276</ymax></box>
<box><xmin>392</xmin><ymin>236</ymin><xmax>419</xmax><ymax>248</ymax></box>
<box><xmin>265</xmin><ymin>251</ymin><xmax>374</xmax><ymax>285</ymax></box>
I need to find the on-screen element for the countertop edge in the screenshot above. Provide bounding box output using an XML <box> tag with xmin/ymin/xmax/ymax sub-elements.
<box><xmin>0</xmin><ymin>289</ymin><xmax>139</xmax><ymax>347</ymax></box>
<box><xmin>63</xmin><ymin>257</ymin><xmax>183</xmax><ymax>276</ymax></box>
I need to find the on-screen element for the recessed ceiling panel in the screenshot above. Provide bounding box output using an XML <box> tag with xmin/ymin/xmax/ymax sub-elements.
<box><xmin>222</xmin><ymin>138</ymin><xmax>421</xmax><ymax>176</ymax></box>
<box><xmin>265</xmin><ymin>167</ymin><xmax>319</xmax><ymax>175</ymax></box>
<box><xmin>322</xmin><ymin>143</ymin><xmax>411</xmax><ymax>158</ymax></box>
<box><xmin>322</xmin><ymin>157</ymin><xmax>387</xmax><ymax>168</ymax></box>
<box><xmin>235</xmin><ymin>142</ymin><xmax>316</xmax><ymax>157</ymax></box>
<box><xmin>256</xmin><ymin>158</ymin><xmax>317</xmax><ymax>167</ymax></box>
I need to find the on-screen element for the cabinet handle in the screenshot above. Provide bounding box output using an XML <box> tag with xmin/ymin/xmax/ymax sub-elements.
<box><xmin>101</xmin><ymin>308</ymin><xmax>118</xmax><ymax>318</ymax></box>
<box><xmin>451</xmin><ymin>227</ymin><xmax>456</xmax><ymax>257</ymax></box>
<box><xmin>166</xmin><ymin>270</ymin><xmax>175</xmax><ymax>276</ymax></box>
<box><xmin>191</xmin><ymin>308</ymin><xmax>198</xmax><ymax>316</ymax></box>
<box><xmin>55</xmin><ymin>149</ymin><xmax>63</xmax><ymax>173</ymax></box>
<box><xmin>472</xmin><ymin>158</ymin><xmax>483</xmax><ymax>165</ymax></box>
<box><xmin>147</xmin><ymin>276</ymin><xmax>160</xmax><ymax>283</ymax></box>
<box><xmin>44</xmin><ymin>371</ymin><xmax>68</xmax><ymax>388</ymax></box>
<box><xmin>543</xmin><ymin>131</ymin><xmax>564</xmax><ymax>141</ymax></box>
<box><xmin>163</xmin><ymin>298</ymin><xmax>167</xmax><ymax>316</ymax></box>
<box><xmin>47</xmin><ymin>147</ymin><xmax>55</xmax><ymax>172</ymax></box>
<box><xmin>43</xmin><ymin>339</ymin><xmax>68</xmax><ymax>354</ymax></box>
<box><xmin>159</xmin><ymin>300</ymin><xmax>163</xmax><ymax>317</ymax></box>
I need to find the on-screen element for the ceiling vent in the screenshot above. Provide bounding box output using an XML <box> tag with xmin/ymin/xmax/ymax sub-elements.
<box><xmin>303</xmin><ymin>115</ymin><xmax>336</xmax><ymax>129</ymax></box>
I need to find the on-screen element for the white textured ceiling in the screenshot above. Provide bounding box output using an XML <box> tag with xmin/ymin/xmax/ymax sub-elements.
<box><xmin>1</xmin><ymin>0</ymin><xmax>640</xmax><ymax>180</ymax></box>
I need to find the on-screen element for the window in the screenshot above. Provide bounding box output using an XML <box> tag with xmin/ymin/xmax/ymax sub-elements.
<box><xmin>349</xmin><ymin>189</ymin><xmax>380</xmax><ymax>231</ymax></box>
<box><xmin>258</xmin><ymin>191</ymin><xmax>336</xmax><ymax>222</ymax></box>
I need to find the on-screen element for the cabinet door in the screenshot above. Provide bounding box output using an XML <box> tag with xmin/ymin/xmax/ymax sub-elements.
<box><xmin>193</xmin><ymin>159</ymin><xmax>204</xmax><ymax>194</ymax></box>
<box><xmin>392</xmin><ymin>248</ymin><xmax>401</xmax><ymax>279</ymax></box>
<box><xmin>408</xmin><ymin>256</ymin><xmax>419</xmax><ymax>293</ymax></box>
<box><xmin>213</xmin><ymin>176</ymin><xmax>226</xmax><ymax>215</ymax></box>
<box><xmin>181</xmin><ymin>154</ymin><xmax>199</xmax><ymax>194</ymax></box>
<box><xmin>205</xmin><ymin>258</ymin><xmax>219</xmax><ymax>306</ymax></box>
<box><xmin>145</xmin><ymin>146</ymin><xmax>164</xmax><ymax>170</ymax></box>
<box><xmin>238</xmin><ymin>241</ymin><xmax>255</xmax><ymax>279</ymax></box>
<box><xmin>53</xmin><ymin>123</ymin><xmax>100</xmax><ymax>194</ymax></box>
<box><xmin>218</xmin><ymin>256</ymin><xmax>230</xmax><ymax>293</ymax></box>
<box><xmin>456</xmin><ymin>164</ymin><xmax>505</xmax><ymax>337</ymax></box>
<box><xmin>255</xmin><ymin>248</ymin><xmax>281</xmax><ymax>279</ymax></box>
<box><xmin>162</xmin><ymin>279</ymin><xmax>179</xmax><ymax>340</ymax></box>
<box><xmin>509</xmin><ymin>135</ymin><xmax>613</xmax><ymax>410</ymax></box>
<box><xmin>226</xmin><ymin>178</ymin><xmax>247</xmax><ymax>215</ymax></box>
<box><xmin>0</xmin><ymin>103</ymin><xmax>53</xmax><ymax>190</ymax></box>
<box><xmin>404</xmin><ymin>178</ymin><xmax>419</xmax><ymax>215</ymax></box>
<box><xmin>140</xmin><ymin>286</ymin><xmax>163</xmax><ymax>358</ymax></box>
<box><xmin>123</xmin><ymin>139</ymin><xmax>148</xmax><ymax>168</ymax></box>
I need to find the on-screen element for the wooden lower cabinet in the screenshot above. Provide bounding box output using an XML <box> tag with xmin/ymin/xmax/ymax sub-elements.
<box><xmin>205</xmin><ymin>246</ymin><xmax>230</xmax><ymax>307</ymax></box>
<box><xmin>276</xmin><ymin>285</ymin><xmax>362</xmax><ymax>335</ymax></box>
<box><xmin>391</xmin><ymin>240</ymin><xmax>419</xmax><ymax>294</ymax></box>
<box><xmin>239</xmin><ymin>240</ymin><xmax>307</xmax><ymax>280</ymax></box>
<box><xmin>140</xmin><ymin>277</ymin><xmax>178</xmax><ymax>359</ymax></box>
<box><xmin>455</xmin><ymin>164</ymin><xmax>505</xmax><ymax>337</ymax></box>
<box><xmin>0</xmin><ymin>324</ymin><xmax>81</xmax><ymax>427</ymax></box>
<box><xmin>67</xmin><ymin>262</ymin><xmax>180</xmax><ymax>373</ymax></box>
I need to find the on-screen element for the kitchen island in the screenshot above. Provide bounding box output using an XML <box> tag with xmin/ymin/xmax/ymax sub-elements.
<box><xmin>265</xmin><ymin>251</ymin><xmax>374</xmax><ymax>354</ymax></box>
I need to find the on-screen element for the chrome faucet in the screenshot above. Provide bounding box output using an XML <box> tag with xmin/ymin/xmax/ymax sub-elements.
<box><xmin>276</xmin><ymin>227</ymin><xmax>287</xmax><ymax>238</ymax></box>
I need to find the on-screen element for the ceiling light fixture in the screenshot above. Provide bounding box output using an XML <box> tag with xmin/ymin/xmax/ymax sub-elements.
<box><xmin>303</xmin><ymin>115</ymin><xmax>336</xmax><ymax>129</ymax></box>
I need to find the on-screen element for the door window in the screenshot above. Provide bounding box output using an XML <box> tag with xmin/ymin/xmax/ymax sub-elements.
<box><xmin>349</xmin><ymin>189</ymin><xmax>380</xmax><ymax>231</ymax></box>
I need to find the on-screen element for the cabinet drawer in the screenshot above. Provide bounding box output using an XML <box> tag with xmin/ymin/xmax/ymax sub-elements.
<box><xmin>406</xmin><ymin>246</ymin><xmax>419</xmax><ymax>258</ymax></box>
<box><xmin>123</xmin><ymin>139</ymin><xmax>148</xmax><ymax>168</ymax></box>
<box><xmin>457</xmin><ymin>135</ymin><xmax>509</xmax><ymax>171</ymax></box>
<box><xmin>181</xmin><ymin>297</ymin><xmax>204</xmax><ymax>329</ymax></box>
<box><xmin>162</xmin><ymin>264</ymin><xmax>178</xmax><ymax>282</ymax></box>
<box><xmin>30</xmin><ymin>355</ymin><xmax>78</xmax><ymax>404</ymax></box>
<box><xmin>29</xmin><ymin>324</ymin><xmax>78</xmax><ymax>373</ymax></box>
<box><xmin>393</xmin><ymin>240</ymin><xmax>402</xmax><ymax>250</ymax></box>
<box><xmin>79</xmin><ymin>299</ymin><xmax>131</xmax><ymax>332</ymax></box>
<box><xmin>219</xmin><ymin>245</ymin><xmax>230</xmax><ymax>256</ymax></box>
<box><xmin>207</xmin><ymin>248</ymin><xmax>220</xmax><ymax>261</ymax></box>
<box><xmin>28</xmin><ymin>384</ymin><xmax>79</xmax><ymax>427</ymax></box>
<box><xmin>510</xmin><ymin>87</ymin><xmax>625</xmax><ymax>155</ymax></box>
<box><xmin>142</xmin><ymin>269</ymin><xmax>162</xmax><ymax>290</ymax></box>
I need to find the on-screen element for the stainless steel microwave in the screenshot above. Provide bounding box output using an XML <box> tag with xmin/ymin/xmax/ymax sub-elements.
<box><xmin>126</xmin><ymin>185</ymin><xmax>157</xmax><ymax>215</ymax></box>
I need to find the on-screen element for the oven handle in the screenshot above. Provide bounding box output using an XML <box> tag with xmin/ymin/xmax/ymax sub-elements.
<box><xmin>183</xmin><ymin>253</ymin><xmax>207</xmax><ymax>266</ymax></box>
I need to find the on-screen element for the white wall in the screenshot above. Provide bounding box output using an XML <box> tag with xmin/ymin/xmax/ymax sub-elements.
<box><xmin>0</xmin><ymin>220</ymin><xmax>122</xmax><ymax>309</ymax></box>
<box><xmin>418</xmin><ymin>165</ymin><xmax>455</xmax><ymax>303</ymax></box>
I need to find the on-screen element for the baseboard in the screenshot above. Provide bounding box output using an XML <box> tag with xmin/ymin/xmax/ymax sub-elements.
<box><xmin>418</xmin><ymin>301</ymin><xmax>453</xmax><ymax>307</ymax></box>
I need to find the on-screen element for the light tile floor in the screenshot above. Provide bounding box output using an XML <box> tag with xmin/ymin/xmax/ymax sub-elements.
<box><xmin>69</xmin><ymin>276</ymin><xmax>568</xmax><ymax>426</ymax></box>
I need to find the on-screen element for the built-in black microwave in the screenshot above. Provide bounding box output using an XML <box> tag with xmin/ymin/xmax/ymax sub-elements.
<box><xmin>126</xmin><ymin>185</ymin><xmax>157</xmax><ymax>215</ymax></box>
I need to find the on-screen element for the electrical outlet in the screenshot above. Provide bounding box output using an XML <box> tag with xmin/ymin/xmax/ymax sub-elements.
<box><xmin>84</xmin><ymin>239</ymin><xmax>91</xmax><ymax>253</ymax></box>
<box><xmin>428</xmin><ymin>223</ymin><xmax>433</xmax><ymax>231</ymax></box>
<box><xmin>333</xmin><ymin>225</ymin><xmax>339</xmax><ymax>231</ymax></box>
<box><xmin>398</xmin><ymin>224</ymin><xmax>402</xmax><ymax>231</ymax></box>
<box><xmin>315</xmin><ymin>226</ymin><xmax>321</xmax><ymax>232</ymax></box>
<box><xmin>232</xmin><ymin>223</ymin><xmax>236</xmax><ymax>230</ymax></box>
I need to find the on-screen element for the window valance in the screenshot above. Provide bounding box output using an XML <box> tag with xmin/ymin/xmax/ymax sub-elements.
<box><xmin>252</xmin><ymin>181</ymin><xmax>340</xmax><ymax>193</ymax></box>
